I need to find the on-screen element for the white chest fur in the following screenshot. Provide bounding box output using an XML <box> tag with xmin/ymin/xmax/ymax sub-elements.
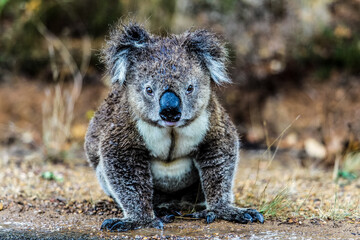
<box><xmin>150</xmin><ymin>157</ymin><xmax>199</xmax><ymax>192</ymax></box>
<box><xmin>136</xmin><ymin>110</ymin><xmax>209</xmax><ymax>160</ymax></box>
<box><xmin>172</xmin><ymin>110</ymin><xmax>210</xmax><ymax>158</ymax></box>
<box><xmin>151</xmin><ymin>158</ymin><xmax>193</xmax><ymax>180</ymax></box>
<box><xmin>136</xmin><ymin>120</ymin><xmax>171</xmax><ymax>159</ymax></box>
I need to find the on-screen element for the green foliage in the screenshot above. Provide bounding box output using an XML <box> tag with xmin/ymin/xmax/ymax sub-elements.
<box><xmin>0</xmin><ymin>0</ymin><xmax>9</xmax><ymax>15</ymax></box>
<box><xmin>219</xmin><ymin>0</ymin><xmax>237</xmax><ymax>13</ymax></box>
<box><xmin>337</xmin><ymin>170</ymin><xmax>357</xmax><ymax>181</ymax></box>
<box><xmin>337</xmin><ymin>151</ymin><xmax>360</xmax><ymax>183</ymax></box>
<box><xmin>0</xmin><ymin>0</ymin><xmax>183</xmax><ymax>77</ymax></box>
<box><xmin>41</xmin><ymin>171</ymin><xmax>64</xmax><ymax>182</ymax></box>
<box><xmin>295</xmin><ymin>27</ymin><xmax>360</xmax><ymax>79</ymax></box>
<box><xmin>0</xmin><ymin>0</ymin><xmax>123</xmax><ymax>77</ymax></box>
<box><xmin>129</xmin><ymin>0</ymin><xmax>177</xmax><ymax>35</ymax></box>
<box><xmin>37</xmin><ymin>0</ymin><xmax>123</xmax><ymax>37</ymax></box>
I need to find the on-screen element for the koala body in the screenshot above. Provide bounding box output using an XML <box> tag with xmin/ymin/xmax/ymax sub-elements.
<box><xmin>85</xmin><ymin>23</ymin><xmax>263</xmax><ymax>232</ymax></box>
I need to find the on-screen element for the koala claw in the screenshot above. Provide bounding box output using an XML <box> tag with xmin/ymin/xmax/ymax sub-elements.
<box><xmin>235</xmin><ymin>209</ymin><xmax>264</xmax><ymax>224</ymax></box>
<box><xmin>184</xmin><ymin>207</ymin><xmax>264</xmax><ymax>224</ymax></box>
<box><xmin>206</xmin><ymin>212</ymin><xmax>216</xmax><ymax>224</ymax></box>
<box><xmin>243</xmin><ymin>209</ymin><xmax>264</xmax><ymax>224</ymax></box>
<box><xmin>101</xmin><ymin>218</ymin><xmax>134</xmax><ymax>232</ymax></box>
<box><xmin>244</xmin><ymin>213</ymin><xmax>253</xmax><ymax>222</ymax></box>
<box><xmin>100</xmin><ymin>218</ymin><xmax>164</xmax><ymax>232</ymax></box>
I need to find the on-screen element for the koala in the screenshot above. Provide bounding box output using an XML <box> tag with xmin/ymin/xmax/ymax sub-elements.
<box><xmin>85</xmin><ymin>22</ymin><xmax>264</xmax><ymax>232</ymax></box>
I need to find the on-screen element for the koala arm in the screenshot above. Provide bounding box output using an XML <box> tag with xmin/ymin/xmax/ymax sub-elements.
<box><xmin>98</xmin><ymin>139</ymin><xmax>163</xmax><ymax>231</ymax></box>
<box><xmin>196</xmin><ymin>135</ymin><xmax>238</xmax><ymax>208</ymax></box>
<box><xmin>191</xmin><ymin>106</ymin><xmax>264</xmax><ymax>224</ymax></box>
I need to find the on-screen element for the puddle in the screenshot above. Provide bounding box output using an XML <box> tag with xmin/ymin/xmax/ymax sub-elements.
<box><xmin>0</xmin><ymin>222</ymin><xmax>98</xmax><ymax>240</ymax></box>
<box><xmin>0</xmin><ymin>229</ymin><xmax>99</xmax><ymax>240</ymax></box>
<box><xmin>0</xmin><ymin>222</ymin><xmax>316</xmax><ymax>240</ymax></box>
<box><xmin>0</xmin><ymin>215</ymin><xmax>357</xmax><ymax>240</ymax></box>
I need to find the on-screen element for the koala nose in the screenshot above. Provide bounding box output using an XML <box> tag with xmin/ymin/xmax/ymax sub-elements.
<box><xmin>159</xmin><ymin>91</ymin><xmax>181</xmax><ymax>122</ymax></box>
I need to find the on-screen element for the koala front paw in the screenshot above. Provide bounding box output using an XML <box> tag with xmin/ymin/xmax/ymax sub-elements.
<box><xmin>185</xmin><ymin>206</ymin><xmax>264</xmax><ymax>224</ymax></box>
<box><xmin>228</xmin><ymin>208</ymin><xmax>264</xmax><ymax>224</ymax></box>
<box><xmin>101</xmin><ymin>218</ymin><xmax>164</xmax><ymax>232</ymax></box>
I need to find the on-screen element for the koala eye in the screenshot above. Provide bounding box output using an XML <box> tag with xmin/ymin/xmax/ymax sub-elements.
<box><xmin>186</xmin><ymin>85</ymin><xmax>194</xmax><ymax>95</ymax></box>
<box><xmin>146</xmin><ymin>86</ymin><xmax>154</xmax><ymax>96</ymax></box>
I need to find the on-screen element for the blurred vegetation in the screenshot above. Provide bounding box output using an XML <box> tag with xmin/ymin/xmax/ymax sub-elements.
<box><xmin>0</xmin><ymin>0</ymin><xmax>122</xmax><ymax>77</ymax></box>
<box><xmin>295</xmin><ymin>27</ymin><xmax>360</xmax><ymax>80</ymax></box>
<box><xmin>0</xmin><ymin>0</ymin><xmax>359</xmax><ymax>162</ymax></box>
<box><xmin>0</xmin><ymin>0</ymin><xmax>178</xmax><ymax>78</ymax></box>
<box><xmin>0</xmin><ymin>0</ymin><xmax>359</xmax><ymax>81</ymax></box>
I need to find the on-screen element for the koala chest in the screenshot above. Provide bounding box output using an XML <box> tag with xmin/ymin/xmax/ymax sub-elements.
<box><xmin>150</xmin><ymin>158</ymin><xmax>199</xmax><ymax>192</ymax></box>
<box><xmin>136</xmin><ymin>111</ymin><xmax>209</xmax><ymax>191</ymax></box>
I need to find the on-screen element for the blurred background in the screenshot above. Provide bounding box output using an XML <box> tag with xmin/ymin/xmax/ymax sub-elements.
<box><xmin>0</xmin><ymin>0</ymin><xmax>359</xmax><ymax>168</ymax></box>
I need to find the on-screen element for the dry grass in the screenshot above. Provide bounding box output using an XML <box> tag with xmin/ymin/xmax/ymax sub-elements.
<box><xmin>0</xmin><ymin>153</ymin><xmax>103</xmax><ymax>203</ymax></box>
<box><xmin>37</xmin><ymin>21</ymin><xmax>91</xmax><ymax>161</ymax></box>
<box><xmin>259</xmin><ymin>187</ymin><xmax>291</xmax><ymax>218</ymax></box>
<box><xmin>239</xmin><ymin>109</ymin><xmax>360</xmax><ymax>222</ymax></box>
<box><xmin>234</xmin><ymin>150</ymin><xmax>360</xmax><ymax>221</ymax></box>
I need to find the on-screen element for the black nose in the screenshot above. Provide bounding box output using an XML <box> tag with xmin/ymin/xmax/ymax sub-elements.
<box><xmin>159</xmin><ymin>91</ymin><xmax>181</xmax><ymax>122</ymax></box>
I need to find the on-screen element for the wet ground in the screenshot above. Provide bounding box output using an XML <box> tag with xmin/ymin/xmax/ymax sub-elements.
<box><xmin>1</xmin><ymin>213</ymin><xmax>360</xmax><ymax>240</ymax></box>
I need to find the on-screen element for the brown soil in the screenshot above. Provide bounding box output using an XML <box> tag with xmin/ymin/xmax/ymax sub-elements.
<box><xmin>0</xmin><ymin>149</ymin><xmax>359</xmax><ymax>239</ymax></box>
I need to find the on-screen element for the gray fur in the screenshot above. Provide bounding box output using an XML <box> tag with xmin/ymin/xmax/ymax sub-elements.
<box><xmin>85</xmin><ymin>22</ymin><xmax>263</xmax><ymax>232</ymax></box>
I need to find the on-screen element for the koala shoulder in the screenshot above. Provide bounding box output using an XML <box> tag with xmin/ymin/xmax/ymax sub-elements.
<box><xmin>90</xmin><ymin>87</ymin><xmax>124</xmax><ymax>129</ymax></box>
<box><xmin>88</xmin><ymin>85</ymin><xmax>144</xmax><ymax>151</ymax></box>
<box><xmin>205</xmin><ymin>93</ymin><xmax>239</xmax><ymax>143</ymax></box>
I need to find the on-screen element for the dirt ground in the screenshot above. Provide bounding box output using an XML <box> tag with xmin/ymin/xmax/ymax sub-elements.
<box><xmin>0</xmin><ymin>147</ymin><xmax>359</xmax><ymax>239</ymax></box>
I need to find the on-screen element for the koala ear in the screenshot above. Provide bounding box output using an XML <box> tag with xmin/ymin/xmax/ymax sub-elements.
<box><xmin>102</xmin><ymin>23</ymin><xmax>150</xmax><ymax>85</ymax></box>
<box><xmin>184</xmin><ymin>30</ymin><xmax>231</xmax><ymax>85</ymax></box>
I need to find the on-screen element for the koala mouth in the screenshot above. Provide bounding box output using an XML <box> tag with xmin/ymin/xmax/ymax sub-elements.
<box><xmin>158</xmin><ymin>118</ymin><xmax>194</xmax><ymax>128</ymax></box>
<box><xmin>159</xmin><ymin>120</ymin><xmax>182</xmax><ymax>128</ymax></box>
<box><xmin>155</xmin><ymin>109</ymin><xmax>205</xmax><ymax>129</ymax></box>
<box><xmin>163</xmin><ymin>121</ymin><xmax>178</xmax><ymax>127</ymax></box>
<box><xmin>157</xmin><ymin>119</ymin><xmax>191</xmax><ymax>128</ymax></box>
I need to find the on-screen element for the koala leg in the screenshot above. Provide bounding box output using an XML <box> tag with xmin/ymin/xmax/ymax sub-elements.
<box><xmin>190</xmin><ymin>143</ymin><xmax>264</xmax><ymax>224</ymax></box>
<box><xmin>98</xmin><ymin>147</ymin><xmax>163</xmax><ymax>232</ymax></box>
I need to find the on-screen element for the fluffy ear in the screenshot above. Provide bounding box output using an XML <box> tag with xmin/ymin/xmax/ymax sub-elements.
<box><xmin>102</xmin><ymin>23</ymin><xmax>150</xmax><ymax>84</ymax></box>
<box><xmin>184</xmin><ymin>30</ymin><xmax>231</xmax><ymax>85</ymax></box>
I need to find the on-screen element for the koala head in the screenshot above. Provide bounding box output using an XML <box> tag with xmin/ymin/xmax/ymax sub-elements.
<box><xmin>102</xmin><ymin>23</ymin><xmax>230</xmax><ymax>128</ymax></box>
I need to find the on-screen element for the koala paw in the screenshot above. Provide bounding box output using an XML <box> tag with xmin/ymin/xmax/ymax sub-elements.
<box><xmin>100</xmin><ymin>218</ymin><xmax>164</xmax><ymax>232</ymax></box>
<box><xmin>185</xmin><ymin>206</ymin><xmax>264</xmax><ymax>224</ymax></box>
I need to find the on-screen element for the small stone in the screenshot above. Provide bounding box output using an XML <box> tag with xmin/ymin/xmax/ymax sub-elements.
<box><xmin>304</xmin><ymin>138</ymin><xmax>327</xmax><ymax>159</ymax></box>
